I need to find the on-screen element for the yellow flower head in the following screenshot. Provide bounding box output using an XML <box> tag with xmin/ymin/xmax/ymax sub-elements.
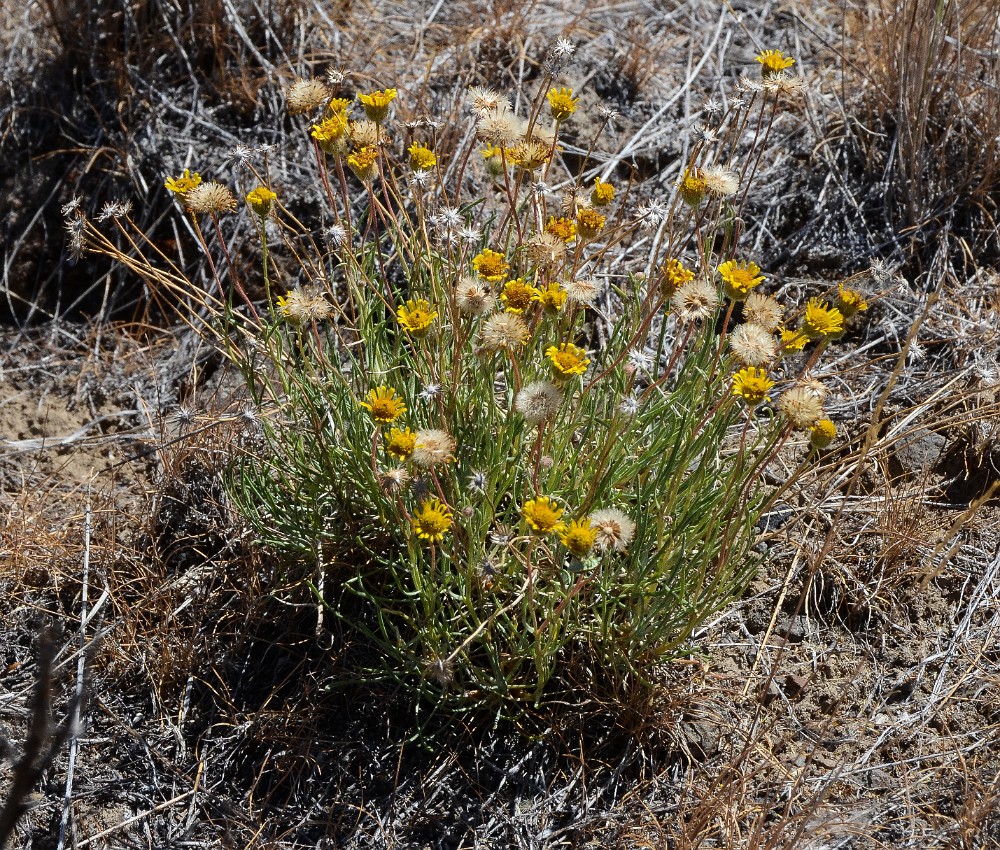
<box><xmin>718</xmin><ymin>259</ymin><xmax>766</xmax><ymax>301</ymax></box>
<box><xmin>559</xmin><ymin>518</ymin><xmax>597</xmax><ymax>557</ymax></box>
<box><xmin>386</xmin><ymin>426</ymin><xmax>417</xmax><ymax>461</ymax></box>
<box><xmin>501</xmin><ymin>278</ymin><xmax>540</xmax><ymax>313</ymax></box>
<box><xmin>245</xmin><ymin>186</ymin><xmax>276</xmax><ymax>217</ymax></box>
<box><xmin>358</xmin><ymin>87</ymin><xmax>397</xmax><ymax>122</ymax></box>
<box><xmin>412</xmin><ymin>497</ymin><xmax>452</xmax><ymax>543</ymax></box>
<box><xmin>678</xmin><ymin>168</ymin><xmax>707</xmax><ymax>207</ymax></box>
<box><xmin>347</xmin><ymin>145</ymin><xmax>379</xmax><ymax>183</ymax></box>
<box><xmin>780</xmin><ymin>327</ymin><xmax>810</xmax><ymax>353</ymax></box>
<box><xmin>310</xmin><ymin>114</ymin><xmax>349</xmax><ymax>154</ymax></box>
<box><xmin>521</xmin><ymin>496</ymin><xmax>565</xmax><ymax>534</ymax></box>
<box><xmin>810</xmin><ymin>418</ymin><xmax>837</xmax><ymax>450</ymax></box>
<box><xmin>396</xmin><ymin>298</ymin><xmax>437</xmax><ymax>337</ymax></box>
<box><xmin>591</xmin><ymin>176</ymin><xmax>615</xmax><ymax>207</ymax></box>
<box><xmin>326</xmin><ymin>97</ymin><xmax>352</xmax><ymax>117</ymax></box>
<box><xmin>510</xmin><ymin>140</ymin><xmax>552</xmax><ymax>171</ymax></box>
<box><xmin>533</xmin><ymin>282</ymin><xmax>568</xmax><ymax>314</ymax></box>
<box><xmin>661</xmin><ymin>257</ymin><xmax>695</xmax><ymax>298</ymax></box>
<box><xmin>547</xmin><ymin>87</ymin><xmax>579</xmax><ymax>121</ymax></box>
<box><xmin>576</xmin><ymin>208</ymin><xmax>606</xmax><ymax>239</ymax></box>
<box><xmin>471</xmin><ymin>248</ymin><xmax>510</xmax><ymax>282</ymax></box>
<box><xmin>732</xmin><ymin>367</ymin><xmax>774</xmax><ymax>407</ymax></box>
<box><xmin>545</xmin><ymin>342</ymin><xmax>590</xmax><ymax>379</ymax></box>
<box><xmin>408</xmin><ymin>142</ymin><xmax>437</xmax><ymax>171</ymax></box>
<box><xmin>545</xmin><ymin>216</ymin><xmax>577</xmax><ymax>243</ymax></box>
<box><xmin>360</xmin><ymin>386</ymin><xmax>406</xmax><ymax>423</ymax></box>
<box><xmin>801</xmin><ymin>299</ymin><xmax>845</xmax><ymax>340</ymax></box>
<box><xmin>165</xmin><ymin>169</ymin><xmax>202</xmax><ymax>195</ymax></box>
<box><xmin>836</xmin><ymin>284</ymin><xmax>868</xmax><ymax>319</ymax></box>
<box><xmin>756</xmin><ymin>49</ymin><xmax>795</xmax><ymax>79</ymax></box>
<box><xmin>480</xmin><ymin>144</ymin><xmax>512</xmax><ymax>177</ymax></box>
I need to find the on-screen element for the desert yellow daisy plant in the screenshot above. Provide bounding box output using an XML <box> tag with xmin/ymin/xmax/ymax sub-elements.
<box><xmin>80</xmin><ymin>46</ymin><xmax>867</xmax><ymax>711</ymax></box>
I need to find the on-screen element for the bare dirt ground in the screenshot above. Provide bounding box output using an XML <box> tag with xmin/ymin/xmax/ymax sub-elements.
<box><xmin>2</xmin><ymin>0</ymin><xmax>1000</xmax><ymax>847</ymax></box>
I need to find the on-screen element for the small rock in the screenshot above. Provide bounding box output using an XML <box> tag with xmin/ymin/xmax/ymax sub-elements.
<box><xmin>784</xmin><ymin>673</ymin><xmax>809</xmax><ymax>698</ymax></box>
<box><xmin>891</xmin><ymin>427</ymin><xmax>946</xmax><ymax>476</ymax></box>
<box><xmin>680</xmin><ymin>718</ymin><xmax>722</xmax><ymax>761</ymax></box>
<box><xmin>780</xmin><ymin>614</ymin><xmax>810</xmax><ymax>642</ymax></box>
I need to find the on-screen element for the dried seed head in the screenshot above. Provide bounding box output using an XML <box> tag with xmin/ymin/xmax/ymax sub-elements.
<box><xmin>693</xmin><ymin>124</ymin><xmax>718</xmax><ymax>143</ymax></box>
<box><xmin>431</xmin><ymin>206</ymin><xmax>463</xmax><ymax>236</ymax></box>
<box><xmin>468</xmin><ymin>86</ymin><xmax>511</xmax><ymax>116</ymax></box>
<box><xmin>634</xmin><ymin>200</ymin><xmax>670</xmax><ymax>230</ymax></box>
<box><xmin>423</xmin><ymin>656</ymin><xmax>455</xmax><ymax>687</ymax></box>
<box><xmin>378</xmin><ymin>466</ymin><xmax>410</xmax><ymax>494</ymax></box>
<box><xmin>524</xmin><ymin>232</ymin><xmax>567</xmax><ymax>268</ymax></box>
<box><xmin>173</xmin><ymin>406</ymin><xmax>196</xmax><ymax>427</ymax></box>
<box><xmin>65</xmin><ymin>215</ymin><xmax>86</xmax><ymax>261</ymax></box>
<box><xmin>728</xmin><ymin>323</ymin><xmax>777</xmax><ymax>366</ymax></box>
<box><xmin>96</xmin><ymin>199</ymin><xmax>132</xmax><ymax>221</ymax></box>
<box><xmin>418</xmin><ymin>382</ymin><xmax>441</xmax><ymax>401</ymax></box>
<box><xmin>800</xmin><ymin>375</ymin><xmax>830</xmax><ymax>400</ymax></box>
<box><xmin>185</xmin><ymin>182</ymin><xmax>237</xmax><ymax>214</ymax></box>
<box><xmin>477</xmin><ymin>557</ymin><xmax>499</xmax><ymax>586</ymax></box>
<box><xmin>276</xmin><ymin>287</ymin><xmax>333</xmax><ymax>325</ymax></box>
<box><xmin>702</xmin><ymin>164</ymin><xmax>739</xmax><ymax>197</ymax></box>
<box><xmin>589</xmin><ymin>508</ymin><xmax>636</xmax><ymax>553</ymax></box>
<box><xmin>597</xmin><ymin>103</ymin><xmax>620</xmax><ymax>123</ymax></box>
<box><xmin>348</xmin><ymin>119</ymin><xmax>389</xmax><ymax>148</ymax></box>
<box><xmin>287</xmin><ymin>78</ymin><xmax>332</xmax><ymax>114</ymax></box>
<box><xmin>674</xmin><ymin>279</ymin><xmax>720</xmax><ymax>323</ymax></box>
<box><xmin>778</xmin><ymin>385</ymin><xmax>825</xmax><ymax>430</ymax></box>
<box><xmin>227</xmin><ymin>143</ymin><xmax>256</xmax><ymax>170</ymax></box>
<box><xmin>459</xmin><ymin>224</ymin><xmax>481</xmax><ymax>243</ymax></box>
<box><xmin>619</xmin><ymin>394</ymin><xmax>640</xmax><ymax>417</ymax></box>
<box><xmin>412</xmin><ymin>428</ymin><xmax>456</xmax><ymax>468</ymax></box>
<box><xmin>514</xmin><ymin>380</ymin><xmax>564</xmax><ymax>424</ymax></box>
<box><xmin>490</xmin><ymin>525</ymin><xmax>515</xmax><ymax>546</ymax></box>
<box><xmin>774</xmin><ymin>76</ymin><xmax>805</xmax><ymax>95</ymax></box>
<box><xmin>467</xmin><ymin>470</ymin><xmax>488</xmax><ymax>494</ymax></box>
<box><xmin>510</xmin><ymin>139</ymin><xmax>552</xmax><ymax>172</ymax></box>
<box><xmin>476</xmin><ymin>107</ymin><xmax>520</xmax><ymax>146</ymax></box>
<box><xmin>325</xmin><ymin>224</ymin><xmax>348</xmax><ymax>249</ymax></box>
<box><xmin>480</xmin><ymin>313</ymin><xmax>529</xmax><ymax>352</ymax></box>
<box><xmin>743</xmin><ymin>291</ymin><xmax>784</xmax><ymax>332</ymax></box>
<box><xmin>560</xmin><ymin>188</ymin><xmax>591</xmax><ymax>217</ymax></box>
<box><xmin>454</xmin><ymin>276</ymin><xmax>495</xmax><ymax>316</ymax></box>
<box><xmin>563</xmin><ymin>277</ymin><xmax>602</xmax><ymax>306</ymax></box>
<box><xmin>553</xmin><ymin>37</ymin><xmax>575</xmax><ymax>58</ymax></box>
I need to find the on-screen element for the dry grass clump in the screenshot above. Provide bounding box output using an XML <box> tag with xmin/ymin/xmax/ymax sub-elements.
<box><xmin>841</xmin><ymin>0</ymin><xmax>1000</xmax><ymax>275</ymax></box>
